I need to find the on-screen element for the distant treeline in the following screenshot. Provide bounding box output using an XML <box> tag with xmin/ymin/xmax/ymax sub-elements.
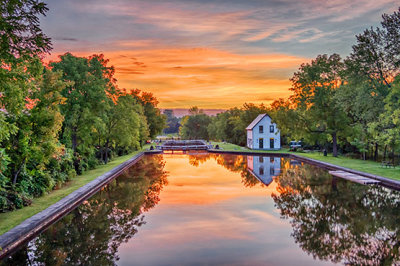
<box><xmin>0</xmin><ymin>2</ymin><xmax>165</xmax><ymax>211</ymax></box>
<box><xmin>181</xmin><ymin>7</ymin><xmax>400</xmax><ymax>162</ymax></box>
<box><xmin>163</xmin><ymin>109</ymin><xmax>181</xmax><ymax>134</ymax></box>
<box><xmin>179</xmin><ymin>105</ymin><xmax>268</xmax><ymax>146</ymax></box>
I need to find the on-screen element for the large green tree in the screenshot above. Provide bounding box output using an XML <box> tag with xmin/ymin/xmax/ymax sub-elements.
<box><xmin>347</xmin><ymin>8</ymin><xmax>400</xmax><ymax>160</ymax></box>
<box><xmin>0</xmin><ymin>66</ymin><xmax>69</xmax><ymax>210</ymax></box>
<box><xmin>130</xmin><ymin>89</ymin><xmax>166</xmax><ymax>139</ymax></box>
<box><xmin>51</xmin><ymin>53</ymin><xmax>117</xmax><ymax>171</ymax></box>
<box><xmin>180</xmin><ymin>110</ymin><xmax>212</xmax><ymax>140</ymax></box>
<box><xmin>274</xmin><ymin>54</ymin><xmax>349</xmax><ymax>157</ymax></box>
<box><xmin>95</xmin><ymin>93</ymin><xmax>149</xmax><ymax>163</ymax></box>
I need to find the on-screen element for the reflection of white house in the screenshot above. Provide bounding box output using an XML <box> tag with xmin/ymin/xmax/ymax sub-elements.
<box><xmin>247</xmin><ymin>156</ymin><xmax>281</xmax><ymax>186</ymax></box>
<box><xmin>246</xmin><ymin>114</ymin><xmax>280</xmax><ymax>150</ymax></box>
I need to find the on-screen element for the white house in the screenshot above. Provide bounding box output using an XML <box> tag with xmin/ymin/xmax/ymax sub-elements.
<box><xmin>246</xmin><ymin>114</ymin><xmax>280</xmax><ymax>150</ymax></box>
<box><xmin>247</xmin><ymin>155</ymin><xmax>281</xmax><ymax>186</ymax></box>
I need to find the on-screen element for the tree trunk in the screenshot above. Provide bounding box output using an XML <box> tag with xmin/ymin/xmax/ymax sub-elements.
<box><xmin>72</xmin><ymin>127</ymin><xmax>78</xmax><ymax>153</ymax></box>
<box><xmin>104</xmin><ymin>141</ymin><xmax>109</xmax><ymax>164</ymax></box>
<box><xmin>100</xmin><ymin>147</ymin><xmax>104</xmax><ymax>163</ymax></box>
<box><xmin>374</xmin><ymin>143</ymin><xmax>379</xmax><ymax>161</ymax></box>
<box><xmin>384</xmin><ymin>145</ymin><xmax>387</xmax><ymax>161</ymax></box>
<box><xmin>12</xmin><ymin>158</ymin><xmax>26</xmax><ymax>185</ymax></box>
<box><xmin>332</xmin><ymin>132</ymin><xmax>338</xmax><ymax>157</ymax></box>
<box><xmin>392</xmin><ymin>146</ymin><xmax>395</xmax><ymax>164</ymax></box>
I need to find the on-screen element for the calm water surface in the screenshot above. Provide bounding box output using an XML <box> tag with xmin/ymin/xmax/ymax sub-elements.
<box><xmin>3</xmin><ymin>153</ymin><xmax>400</xmax><ymax>265</ymax></box>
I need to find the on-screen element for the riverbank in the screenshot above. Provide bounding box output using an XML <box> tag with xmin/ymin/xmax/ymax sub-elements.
<box><xmin>0</xmin><ymin>148</ymin><xmax>148</xmax><ymax>236</ymax></box>
<box><xmin>211</xmin><ymin>142</ymin><xmax>400</xmax><ymax>181</ymax></box>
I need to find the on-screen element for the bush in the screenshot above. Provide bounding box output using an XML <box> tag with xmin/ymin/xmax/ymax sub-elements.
<box><xmin>0</xmin><ymin>191</ymin><xmax>32</xmax><ymax>212</ymax></box>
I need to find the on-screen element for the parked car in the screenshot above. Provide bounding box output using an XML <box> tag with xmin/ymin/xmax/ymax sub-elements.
<box><xmin>289</xmin><ymin>141</ymin><xmax>302</xmax><ymax>150</ymax></box>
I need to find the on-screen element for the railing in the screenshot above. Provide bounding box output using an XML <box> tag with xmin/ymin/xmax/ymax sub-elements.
<box><xmin>154</xmin><ymin>140</ymin><xmax>213</xmax><ymax>151</ymax></box>
<box><xmin>156</xmin><ymin>145</ymin><xmax>213</xmax><ymax>150</ymax></box>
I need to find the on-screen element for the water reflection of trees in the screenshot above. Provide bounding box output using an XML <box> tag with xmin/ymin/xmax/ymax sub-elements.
<box><xmin>187</xmin><ymin>153</ymin><xmax>266</xmax><ymax>188</ymax></box>
<box><xmin>272</xmin><ymin>165</ymin><xmax>400</xmax><ymax>265</ymax></box>
<box><xmin>3</xmin><ymin>155</ymin><xmax>167</xmax><ymax>266</ymax></box>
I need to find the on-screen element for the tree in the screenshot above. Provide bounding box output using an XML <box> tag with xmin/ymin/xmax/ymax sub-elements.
<box><xmin>369</xmin><ymin>76</ymin><xmax>400</xmax><ymax>160</ymax></box>
<box><xmin>334</xmin><ymin>71</ymin><xmax>384</xmax><ymax>160</ymax></box>
<box><xmin>0</xmin><ymin>66</ymin><xmax>69</xmax><ymax>210</ymax></box>
<box><xmin>346</xmin><ymin>8</ymin><xmax>400</xmax><ymax>159</ymax></box>
<box><xmin>349</xmin><ymin>7</ymin><xmax>400</xmax><ymax>91</ymax></box>
<box><xmin>207</xmin><ymin>103</ymin><xmax>268</xmax><ymax>146</ymax></box>
<box><xmin>0</xmin><ymin>0</ymin><xmax>52</xmax><ymax>187</ymax></box>
<box><xmin>51</xmin><ymin>53</ymin><xmax>117</xmax><ymax>172</ymax></box>
<box><xmin>130</xmin><ymin>90</ymin><xmax>166</xmax><ymax>139</ymax></box>
<box><xmin>180</xmin><ymin>112</ymin><xmax>211</xmax><ymax>140</ymax></box>
<box><xmin>163</xmin><ymin>109</ymin><xmax>180</xmax><ymax>134</ymax></box>
<box><xmin>0</xmin><ymin>0</ymin><xmax>51</xmax><ymax>62</ymax></box>
<box><xmin>286</xmin><ymin>54</ymin><xmax>348</xmax><ymax>157</ymax></box>
<box><xmin>95</xmin><ymin>93</ymin><xmax>148</xmax><ymax>163</ymax></box>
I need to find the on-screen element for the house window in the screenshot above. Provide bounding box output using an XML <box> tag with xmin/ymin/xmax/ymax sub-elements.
<box><xmin>259</xmin><ymin>125</ymin><xmax>263</xmax><ymax>133</ymax></box>
<box><xmin>259</xmin><ymin>156</ymin><xmax>264</xmax><ymax>163</ymax></box>
<box><xmin>270</xmin><ymin>125</ymin><xmax>274</xmax><ymax>133</ymax></box>
<box><xmin>270</xmin><ymin>166</ymin><xmax>274</xmax><ymax>175</ymax></box>
<box><xmin>259</xmin><ymin>167</ymin><xmax>264</xmax><ymax>175</ymax></box>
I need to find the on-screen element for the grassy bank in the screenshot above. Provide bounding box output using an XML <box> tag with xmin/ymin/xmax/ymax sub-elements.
<box><xmin>0</xmin><ymin>149</ymin><xmax>146</xmax><ymax>235</ymax></box>
<box><xmin>211</xmin><ymin>141</ymin><xmax>400</xmax><ymax>181</ymax></box>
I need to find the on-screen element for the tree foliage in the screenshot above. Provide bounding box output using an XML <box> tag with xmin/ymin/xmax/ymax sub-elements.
<box><xmin>180</xmin><ymin>107</ymin><xmax>212</xmax><ymax>140</ymax></box>
<box><xmin>0</xmin><ymin>0</ymin><xmax>51</xmax><ymax>62</ymax></box>
<box><xmin>207</xmin><ymin>103</ymin><xmax>268</xmax><ymax>146</ymax></box>
<box><xmin>163</xmin><ymin>109</ymin><xmax>180</xmax><ymax>134</ymax></box>
<box><xmin>0</xmin><ymin>5</ymin><xmax>165</xmax><ymax>212</ymax></box>
<box><xmin>269</xmin><ymin>7</ymin><xmax>400</xmax><ymax>160</ymax></box>
<box><xmin>130</xmin><ymin>89</ymin><xmax>166</xmax><ymax>138</ymax></box>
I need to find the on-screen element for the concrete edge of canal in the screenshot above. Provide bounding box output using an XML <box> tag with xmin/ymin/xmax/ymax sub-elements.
<box><xmin>208</xmin><ymin>149</ymin><xmax>400</xmax><ymax>190</ymax></box>
<box><xmin>0</xmin><ymin>150</ymin><xmax>161</xmax><ymax>259</ymax></box>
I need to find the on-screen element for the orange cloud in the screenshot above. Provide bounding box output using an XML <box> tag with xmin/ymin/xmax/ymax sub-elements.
<box><xmin>44</xmin><ymin>0</ymin><xmax>398</xmax><ymax>109</ymax></box>
<box><xmin>47</xmin><ymin>47</ymin><xmax>307</xmax><ymax>108</ymax></box>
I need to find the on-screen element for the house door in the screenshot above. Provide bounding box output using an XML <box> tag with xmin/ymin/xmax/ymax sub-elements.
<box><xmin>259</xmin><ymin>138</ymin><xmax>263</xmax><ymax>149</ymax></box>
<box><xmin>270</xmin><ymin>138</ymin><xmax>274</xmax><ymax>149</ymax></box>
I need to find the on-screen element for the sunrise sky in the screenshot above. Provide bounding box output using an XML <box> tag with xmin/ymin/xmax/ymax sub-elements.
<box><xmin>41</xmin><ymin>0</ymin><xmax>398</xmax><ymax>109</ymax></box>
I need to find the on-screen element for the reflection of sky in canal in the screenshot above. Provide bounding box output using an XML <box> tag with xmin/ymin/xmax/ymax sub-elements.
<box><xmin>117</xmin><ymin>154</ymin><xmax>333</xmax><ymax>265</ymax></box>
<box><xmin>4</xmin><ymin>153</ymin><xmax>400</xmax><ymax>265</ymax></box>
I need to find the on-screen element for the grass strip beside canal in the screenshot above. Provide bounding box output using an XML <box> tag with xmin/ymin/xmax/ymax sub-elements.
<box><xmin>211</xmin><ymin>141</ymin><xmax>400</xmax><ymax>181</ymax></box>
<box><xmin>0</xmin><ymin>150</ymin><xmax>145</xmax><ymax>235</ymax></box>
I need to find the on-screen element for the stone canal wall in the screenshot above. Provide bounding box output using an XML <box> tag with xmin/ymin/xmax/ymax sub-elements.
<box><xmin>0</xmin><ymin>151</ymin><xmax>160</xmax><ymax>259</ymax></box>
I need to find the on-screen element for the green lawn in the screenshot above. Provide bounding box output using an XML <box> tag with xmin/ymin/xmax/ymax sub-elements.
<box><xmin>0</xmin><ymin>149</ymin><xmax>147</xmax><ymax>235</ymax></box>
<box><xmin>211</xmin><ymin>141</ymin><xmax>400</xmax><ymax>181</ymax></box>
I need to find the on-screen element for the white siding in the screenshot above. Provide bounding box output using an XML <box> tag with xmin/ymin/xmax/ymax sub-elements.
<box><xmin>247</xmin><ymin>130</ymin><xmax>253</xmax><ymax>149</ymax></box>
<box><xmin>249</xmin><ymin>115</ymin><xmax>280</xmax><ymax>150</ymax></box>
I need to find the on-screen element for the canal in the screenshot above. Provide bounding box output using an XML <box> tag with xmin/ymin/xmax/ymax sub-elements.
<box><xmin>2</xmin><ymin>153</ymin><xmax>400</xmax><ymax>265</ymax></box>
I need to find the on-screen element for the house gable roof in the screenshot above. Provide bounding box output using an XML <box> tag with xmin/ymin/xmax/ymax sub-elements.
<box><xmin>246</xmin><ymin>114</ymin><xmax>269</xmax><ymax>130</ymax></box>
